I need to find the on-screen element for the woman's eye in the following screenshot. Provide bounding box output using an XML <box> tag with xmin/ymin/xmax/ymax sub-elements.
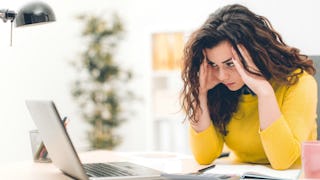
<box><xmin>226</xmin><ymin>62</ymin><xmax>235</xmax><ymax>67</ymax></box>
<box><xmin>207</xmin><ymin>61</ymin><xmax>217</xmax><ymax>67</ymax></box>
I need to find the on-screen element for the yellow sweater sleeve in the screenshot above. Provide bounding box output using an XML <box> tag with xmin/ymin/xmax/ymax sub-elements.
<box><xmin>259</xmin><ymin>73</ymin><xmax>318</xmax><ymax>170</ymax></box>
<box><xmin>189</xmin><ymin>123</ymin><xmax>224</xmax><ymax>165</ymax></box>
<box><xmin>189</xmin><ymin>72</ymin><xmax>317</xmax><ymax>168</ymax></box>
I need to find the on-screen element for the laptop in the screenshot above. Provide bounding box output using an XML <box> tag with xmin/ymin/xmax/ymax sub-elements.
<box><xmin>25</xmin><ymin>100</ymin><xmax>163</xmax><ymax>180</ymax></box>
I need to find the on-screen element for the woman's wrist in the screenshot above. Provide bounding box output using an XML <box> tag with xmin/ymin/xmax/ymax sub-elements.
<box><xmin>254</xmin><ymin>82</ymin><xmax>274</xmax><ymax>97</ymax></box>
<box><xmin>199</xmin><ymin>93</ymin><xmax>207</xmax><ymax>102</ymax></box>
<box><xmin>192</xmin><ymin>99</ymin><xmax>211</xmax><ymax>132</ymax></box>
<box><xmin>191</xmin><ymin>119</ymin><xmax>211</xmax><ymax>132</ymax></box>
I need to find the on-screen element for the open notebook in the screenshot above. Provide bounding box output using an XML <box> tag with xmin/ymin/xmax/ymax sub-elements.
<box><xmin>203</xmin><ymin>164</ymin><xmax>301</xmax><ymax>180</ymax></box>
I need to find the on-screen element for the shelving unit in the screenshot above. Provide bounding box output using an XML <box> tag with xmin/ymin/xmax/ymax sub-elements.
<box><xmin>151</xmin><ymin>70</ymin><xmax>189</xmax><ymax>153</ymax></box>
<box><xmin>150</xmin><ymin>32</ymin><xmax>190</xmax><ymax>154</ymax></box>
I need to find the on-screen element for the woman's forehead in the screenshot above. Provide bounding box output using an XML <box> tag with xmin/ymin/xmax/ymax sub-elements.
<box><xmin>204</xmin><ymin>41</ymin><xmax>233</xmax><ymax>64</ymax></box>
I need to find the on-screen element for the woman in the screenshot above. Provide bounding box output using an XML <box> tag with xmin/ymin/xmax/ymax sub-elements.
<box><xmin>180</xmin><ymin>4</ymin><xmax>317</xmax><ymax>170</ymax></box>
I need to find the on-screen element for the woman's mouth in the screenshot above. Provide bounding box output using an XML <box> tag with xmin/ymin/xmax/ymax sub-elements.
<box><xmin>224</xmin><ymin>82</ymin><xmax>235</xmax><ymax>87</ymax></box>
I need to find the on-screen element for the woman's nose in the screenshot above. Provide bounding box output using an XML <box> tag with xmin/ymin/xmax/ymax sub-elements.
<box><xmin>217</xmin><ymin>69</ymin><xmax>228</xmax><ymax>81</ymax></box>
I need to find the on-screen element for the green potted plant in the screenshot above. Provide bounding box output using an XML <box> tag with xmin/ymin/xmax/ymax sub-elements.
<box><xmin>71</xmin><ymin>13</ymin><xmax>134</xmax><ymax>149</ymax></box>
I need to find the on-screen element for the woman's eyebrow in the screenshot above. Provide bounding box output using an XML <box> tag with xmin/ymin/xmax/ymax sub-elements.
<box><xmin>222</xmin><ymin>58</ymin><xmax>232</xmax><ymax>63</ymax></box>
<box><xmin>207</xmin><ymin>57</ymin><xmax>232</xmax><ymax>64</ymax></box>
<box><xmin>222</xmin><ymin>58</ymin><xmax>233</xmax><ymax>63</ymax></box>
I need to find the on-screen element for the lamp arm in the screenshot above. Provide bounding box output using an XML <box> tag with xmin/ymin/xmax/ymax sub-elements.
<box><xmin>0</xmin><ymin>9</ymin><xmax>16</xmax><ymax>23</ymax></box>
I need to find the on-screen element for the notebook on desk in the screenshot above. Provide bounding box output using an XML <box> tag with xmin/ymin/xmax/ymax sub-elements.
<box><xmin>26</xmin><ymin>100</ymin><xmax>162</xmax><ymax>180</ymax></box>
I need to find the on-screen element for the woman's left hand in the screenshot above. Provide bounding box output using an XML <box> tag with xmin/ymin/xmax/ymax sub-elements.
<box><xmin>231</xmin><ymin>44</ymin><xmax>273</xmax><ymax>96</ymax></box>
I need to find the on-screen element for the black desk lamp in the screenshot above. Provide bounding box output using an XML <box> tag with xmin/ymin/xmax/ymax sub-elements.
<box><xmin>0</xmin><ymin>1</ymin><xmax>56</xmax><ymax>45</ymax></box>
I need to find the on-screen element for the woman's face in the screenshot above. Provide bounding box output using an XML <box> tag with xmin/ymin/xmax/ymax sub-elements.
<box><xmin>204</xmin><ymin>41</ymin><xmax>244</xmax><ymax>91</ymax></box>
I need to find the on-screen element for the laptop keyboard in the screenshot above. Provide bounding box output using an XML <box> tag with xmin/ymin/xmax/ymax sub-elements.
<box><xmin>83</xmin><ymin>163</ymin><xmax>134</xmax><ymax>177</ymax></box>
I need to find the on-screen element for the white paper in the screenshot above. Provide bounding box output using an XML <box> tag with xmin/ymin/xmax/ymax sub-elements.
<box><xmin>204</xmin><ymin>164</ymin><xmax>301</xmax><ymax>179</ymax></box>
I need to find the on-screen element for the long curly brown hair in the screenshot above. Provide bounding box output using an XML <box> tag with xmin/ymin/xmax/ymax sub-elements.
<box><xmin>180</xmin><ymin>4</ymin><xmax>315</xmax><ymax>136</ymax></box>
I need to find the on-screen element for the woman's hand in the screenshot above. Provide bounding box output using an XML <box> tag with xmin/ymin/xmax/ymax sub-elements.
<box><xmin>231</xmin><ymin>44</ymin><xmax>273</xmax><ymax>96</ymax></box>
<box><xmin>231</xmin><ymin>44</ymin><xmax>281</xmax><ymax>130</ymax></box>
<box><xmin>199</xmin><ymin>51</ymin><xmax>221</xmax><ymax>96</ymax></box>
<box><xmin>192</xmin><ymin>52</ymin><xmax>220</xmax><ymax>132</ymax></box>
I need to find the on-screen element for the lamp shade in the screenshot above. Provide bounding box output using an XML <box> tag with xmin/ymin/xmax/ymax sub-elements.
<box><xmin>15</xmin><ymin>1</ymin><xmax>56</xmax><ymax>27</ymax></box>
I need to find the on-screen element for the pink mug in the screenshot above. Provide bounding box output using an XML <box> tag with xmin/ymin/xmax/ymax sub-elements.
<box><xmin>302</xmin><ymin>141</ymin><xmax>320</xmax><ymax>178</ymax></box>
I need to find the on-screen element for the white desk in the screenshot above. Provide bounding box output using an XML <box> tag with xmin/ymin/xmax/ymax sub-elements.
<box><xmin>0</xmin><ymin>150</ymin><xmax>205</xmax><ymax>180</ymax></box>
<box><xmin>0</xmin><ymin>150</ymin><xmax>303</xmax><ymax>179</ymax></box>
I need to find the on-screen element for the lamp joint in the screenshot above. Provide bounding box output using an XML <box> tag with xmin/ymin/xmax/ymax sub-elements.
<box><xmin>0</xmin><ymin>9</ymin><xmax>16</xmax><ymax>23</ymax></box>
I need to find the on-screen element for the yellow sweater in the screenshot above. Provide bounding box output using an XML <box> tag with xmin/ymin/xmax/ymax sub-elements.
<box><xmin>189</xmin><ymin>71</ymin><xmax>318</xmax><ymax>170</ymax></box>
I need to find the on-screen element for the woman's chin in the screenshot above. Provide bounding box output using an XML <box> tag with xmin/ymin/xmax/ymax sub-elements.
<box><xmin>227</xmin><ymin>85</ymin><xmax>243</xmax><ymax>91</ymax></box>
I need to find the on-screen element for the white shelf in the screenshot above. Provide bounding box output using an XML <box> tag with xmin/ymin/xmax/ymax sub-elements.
<box><xmin>151</xmin><ymin>69</ymin><xmax>188</xmax><ymax>153</ymax></box>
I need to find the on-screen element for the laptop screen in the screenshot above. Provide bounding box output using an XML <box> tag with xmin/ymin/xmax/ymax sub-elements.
<box><xmin>26</xmin><ymin>100</ymin><xmax>88</xmax><ymax>180</ymax></box>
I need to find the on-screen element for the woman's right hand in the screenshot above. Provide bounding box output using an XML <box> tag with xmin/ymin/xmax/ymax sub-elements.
<box><xmin>199</xmin><ymin>53</ymin><xmax>221</xmax><ymax>96</ymax></box>
<box><xmin>192</xmin><ymin>52</ymin><xmax>221</xmax><ymax>132</ymax></box>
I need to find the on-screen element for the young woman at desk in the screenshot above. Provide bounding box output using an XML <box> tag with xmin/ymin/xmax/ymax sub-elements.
<box><xmin>180</xmin><ymin>4</ymin><xmax>317</xmax><ymax>170</ymax></box>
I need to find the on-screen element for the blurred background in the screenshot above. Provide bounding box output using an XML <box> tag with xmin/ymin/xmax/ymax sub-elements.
<box><xmin>0</xmin><ymin>0</ymin><xmax>319</xmax><ymax>163</ymax></box>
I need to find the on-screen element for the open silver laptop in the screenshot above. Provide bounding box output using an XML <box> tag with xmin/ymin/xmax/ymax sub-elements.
<box><xmin>26</xmin><ymin>100</ymin><xmax>162</xmax><ymax>180</ymax></box>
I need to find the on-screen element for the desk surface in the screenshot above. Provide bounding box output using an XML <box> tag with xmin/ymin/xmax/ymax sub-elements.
<box><xmin>0</xmin><ymin>150</ymin><xmax>303</xmax><ymax>180</ymax></box>
<box><xmin>0</xmin><ymin>150</ymin><xmax>207</xmax><ymax>180</ymax></box>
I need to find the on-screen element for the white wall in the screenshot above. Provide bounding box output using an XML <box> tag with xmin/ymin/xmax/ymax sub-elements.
<box><xmin>0</xmin><ymin>0</ymin><xmax>319</xmax><ymax>163</ymax></box>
